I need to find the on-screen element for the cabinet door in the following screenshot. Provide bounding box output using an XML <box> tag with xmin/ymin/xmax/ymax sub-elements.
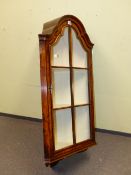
<box><xmin>50</xmin><ymin>26</ymin><xmax>91</xmax><ymax>151</ymax></box>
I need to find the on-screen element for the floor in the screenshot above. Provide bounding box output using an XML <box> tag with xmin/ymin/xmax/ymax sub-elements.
<box><xmin>0</xmin><ymin>116</ymin><xmax>131</xmax><ymax>175</ymax></box>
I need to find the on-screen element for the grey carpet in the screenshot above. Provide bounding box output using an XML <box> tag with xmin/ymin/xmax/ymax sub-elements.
<box><xmin>0</xmin><ymin>116</ymin><xmax>131</xmax><ymax>175</ymax></box>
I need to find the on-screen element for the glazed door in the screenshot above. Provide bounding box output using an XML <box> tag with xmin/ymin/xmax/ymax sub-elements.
<box><xmin>51</xmin><ymin>26</ymin><xmax>91</xmax><ymax>151</ymax></box>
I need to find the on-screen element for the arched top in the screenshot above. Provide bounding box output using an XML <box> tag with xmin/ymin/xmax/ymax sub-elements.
<box><xmin>39</xmin><ymin>15</ymin><xmax>94</xmax><ymax>49</ymax></box>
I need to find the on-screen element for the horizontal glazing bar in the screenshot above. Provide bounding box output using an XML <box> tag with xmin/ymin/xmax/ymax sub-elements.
<box><xmin>51</xmin><ymin>66</ymin><xmax>88</xmax><ymax>70</ymax></box>
<box><xmin>53</xmin><ymin>103</ymin><xmax>90</xmax><ymax>110</ymax></box>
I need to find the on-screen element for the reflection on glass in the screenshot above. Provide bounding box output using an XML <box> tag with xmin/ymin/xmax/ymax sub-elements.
<box><xmin>72</xmin><ymin>28</ymin><xmax>88</xmax><ymax>68</ymax></box>
<box><xmin>54</xmin><ymin>108</ymin><xmax>73</xmax><ymax>150</ymax></box>
<box><xmin>75</xmin><ymin>106</ymin><xmax>90</xmax><ymax>143</ymax></box>
<box><xmin>52</xmin><ymin>68</ymin><xmax>71</xmax><ymax>108</ymax></box>
<box><xmin>73</xmin><ymin>69</ymin><xmax>89</xmax><ymax>105</ymax></box>
<box><xmin>51</xmin><ymin>27</ymin><xmax>69</xmax><ymax>67</ymax></box>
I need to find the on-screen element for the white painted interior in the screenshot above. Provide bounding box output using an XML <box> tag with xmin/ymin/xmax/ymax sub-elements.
<box><xmin>75</xmin><ymin>106</ymin><xmax>90</xmax><ymax>142</ymax></box>
<box><xmin>74</xmin><ymin>69</ymin><xmax>89</xmax><ymax>105</ymax></box>
<box><xmin>52</xmin><ymin>26</ymin><xmax>90</xmax><ymax>148</ymax></box>
<box><xmin>54</xmin><ymin>108</ymin><xmax>73</xmax><ymax>150</ymax></box>
<box><xmin>72</xmin><ymin>28</ymin><xmax>87</xmax><ymax>68</ymax></box>
<box><xmin>52</xmin><ymin>27</ymin><xmax>69</xmax><ymax>67</ymax></box>
<box><xmin>52</xmin><ymin>68</ymin><xmax>71</xmax><ymax>108</ymax></box>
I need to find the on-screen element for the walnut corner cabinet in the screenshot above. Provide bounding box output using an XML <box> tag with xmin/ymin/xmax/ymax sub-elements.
<box><xmin>38</xmin><ymin>15</ymin><xmax>96</xmax><ymax>167</ymax></box>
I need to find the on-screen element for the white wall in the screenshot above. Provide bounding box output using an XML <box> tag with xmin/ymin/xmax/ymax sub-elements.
<box><xmin>0</xmin><ymin>0</ymin><xmax>131</xmax><ymax>133</ymax></box>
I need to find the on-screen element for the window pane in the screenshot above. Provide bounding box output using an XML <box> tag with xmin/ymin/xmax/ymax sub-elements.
<box><xmin>52</xmin><ymin>68</ymin><xmax>71</xmax><ymax>108</ymax></box>
<box><xmin>72</xmin><ymin>29</ymin><xmax>88</xmax><ymax>68</ymax></box>
<box><xmin>73</xmin><ymin>69</ymin><xmax>89</xmax><ymax>105</ymax></box>
<box><xmin>51</xmin><ymin>27</ymin><xmax>69</xmax><ymax>67</ymax></box>
<box><xmin>54</xmin><ymin>108</ymin><xmax>73</xmax><ymax>150</ymax></box>
<box><xmin>75</xmin><ymin>106</ymin><xmax>90</xmax><ymax>143</ymax></box>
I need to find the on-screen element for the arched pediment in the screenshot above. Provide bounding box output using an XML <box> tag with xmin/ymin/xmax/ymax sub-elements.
<box><xmin>40</xmin><ymin>15</ymin><xmax>94</xmax><ymax>49</ymax></box>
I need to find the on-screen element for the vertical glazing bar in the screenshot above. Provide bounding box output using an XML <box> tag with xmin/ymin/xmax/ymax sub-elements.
<box><xmin>68</xmin><ymin>26</ymin><xmax>76</xmax><ymax>144</ymax></box>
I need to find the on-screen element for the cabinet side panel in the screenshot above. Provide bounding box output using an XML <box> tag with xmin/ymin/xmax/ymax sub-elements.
<box><xmin>39</xmin><ymin>38</ymin><xmax>51</xmax><ymax>160</ymax></box>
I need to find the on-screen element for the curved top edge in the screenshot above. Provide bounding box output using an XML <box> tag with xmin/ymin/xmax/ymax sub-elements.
<box><xmin>42</xmin><ymin>15</ymin><xmax>85</xmax><ymax>34</ymax></box>
<box><xmin>40</xmin><ymin>15</ymin><xmax>94</xmax><ymax>47</ymax></box>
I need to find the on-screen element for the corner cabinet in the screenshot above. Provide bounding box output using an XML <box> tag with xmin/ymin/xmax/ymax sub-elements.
<box><xmin>38</xmin><ymin>15</ymin><xmax>96</xmax><ymax>166</ymax></box>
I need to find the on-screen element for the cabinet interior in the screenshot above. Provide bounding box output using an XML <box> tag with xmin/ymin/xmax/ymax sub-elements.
<box><xmin>51</xmin><ymin>26</ymin><xmax>90</xmax><ymax>150</ymax></box>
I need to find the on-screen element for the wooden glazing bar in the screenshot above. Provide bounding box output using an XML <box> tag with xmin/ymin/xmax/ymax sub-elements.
<box><xmin>53</xmin><ymin>105</ymin><xmax>72</xmax><ymax>110</ymax></box>
<box><xmin>51</xmin><ymin>66</ymin><xmax>88</xmax><ymax>70</ymax></box>
<box><xmin>74</xmin><ymin>103</ymin><xmax>90</xmax><ymax>108</ymax></box>
<box><xmin>51</xmin><ymin>66</ymin><xmax>70</xmax><ymax>69</ymax></box>
<box><xmin>68</xmin><ymin>26</ymin><xmax>76</xmax><ymax>144</ymax></box>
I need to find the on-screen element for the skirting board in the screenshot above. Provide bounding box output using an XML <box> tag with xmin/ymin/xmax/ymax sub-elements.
<box><xmin>96</xmin><ymin>128</ymin><xmax>131</xmax><ymax>138</ymax></box>
<box><xmin>0</xmin><ymin>112</ymin><xmax>42</xmax><ymax>122</ymax></box>
<box><xmin>0</xmin><ymin>112</ymin><xmax>131</xmax><ymax>137</ymax></box>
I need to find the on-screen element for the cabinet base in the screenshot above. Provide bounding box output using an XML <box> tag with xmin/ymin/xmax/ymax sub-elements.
<box><xmin>44</xmin><ymin>140</ymin><xmax>96</xmax><ymax>167</ymax></box>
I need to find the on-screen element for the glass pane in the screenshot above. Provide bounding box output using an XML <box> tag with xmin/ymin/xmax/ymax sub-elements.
<box><xmin>54</xmin><ymin>108</ymin><xmax>73</xmax><ymax>150</ymax></box>
<box><xmin>75</xmin><ymin>106</ymin><xmax>90</xmax><ymax>143</ymax></box>
<box><xmin>51</xmin><ymin>27</ymin><xmax>69</xmax><ymax>67</ymax></box>
<box><xmin>72</xmin><ymin>28</ymin><xmax>88</xmax><ymax>68</ymax></box>
<box><xmin>52</xmin><ymin>68</ymin><xmax>71</xmax><ymax>108</ymax></box>
<box><xmin>73</xmin><ymin>69</ymin><xmax>89</xmax><ymax>105</ymax></box>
